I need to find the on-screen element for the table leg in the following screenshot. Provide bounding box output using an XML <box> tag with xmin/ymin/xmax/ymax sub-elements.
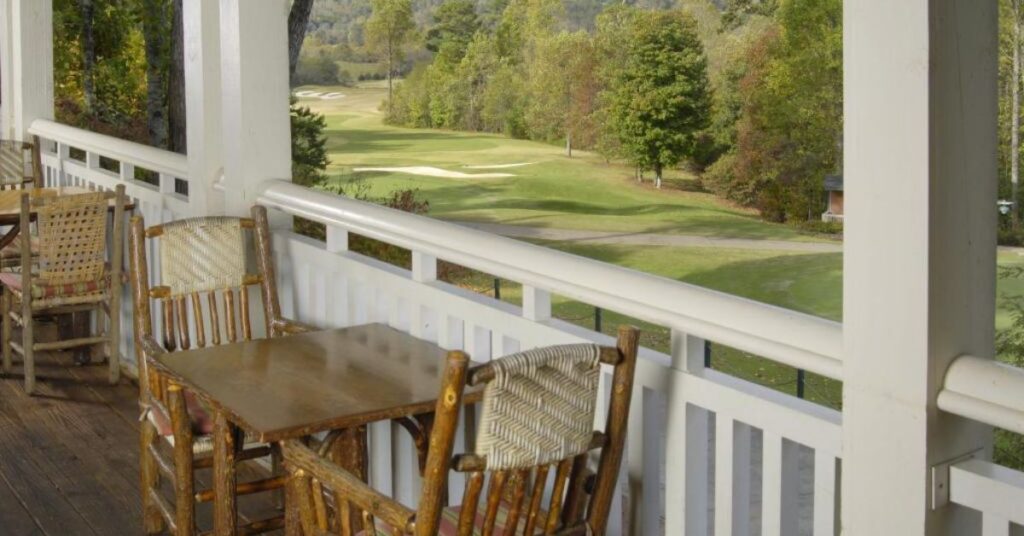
<box><xmin>73</xmin><ymin>310</ymin><xmax>90</xmax><ymax>365</ymax></box>
<box><xmin>327</xmin><ymin>426</ymin><xmax>369</xmax><ymax>534</ymax></box>
<box><xmin>0</xmin><ymin>223</ymin><xmax>20</xmax><ymax>251</ymax></box>
<box><xmin>213</xmin><ymin>412</ymin><xmax>238</xmax><ymax>536</ymax></box>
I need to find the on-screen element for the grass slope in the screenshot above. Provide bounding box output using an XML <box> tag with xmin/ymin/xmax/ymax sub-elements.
<box><xmin>297</xmin><ymin>85</ymin><xmax>823</xmax><ymax>241</ymax></box>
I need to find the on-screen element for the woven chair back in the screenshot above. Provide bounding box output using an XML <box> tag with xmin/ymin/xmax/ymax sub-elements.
<box><xmin>35</xmin><ymin>191</ymin><xmax>110</xmax><ymax>285</ymax></box>
<box><xmin>437</xmin><ymin>329</ymin><xmax>637</xmax><ymax>536</ymax></box>
<box><xmin>159</xmin><ymin>217</ymin><xmax>247</xmax><ymax>297</ymax></box>
<box><xmin>475</xmin><ymin>344</ymin><xmax>602</xmax><ymax>471</ymax></box>
<box><xmin>0</xmin><ymin>140</ymin><xmax>37</xmax><ymax>189</ymax></box>
<box><xmin>130</xmin><ymin>210</ymin><xmax>287</xmax><ymax>366</ymax></box>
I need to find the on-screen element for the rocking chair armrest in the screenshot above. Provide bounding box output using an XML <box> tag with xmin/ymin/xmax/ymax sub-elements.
<box><xmin>272</xmin><ymin>317</ymin><xmax>318</xmax><ymax>336</ymax></box>
<box><xmin>281</xmin><ymin>439</ymin><xmax>416</xmax><ymax>532</ymax></box>
<box><xmin>139</xmin><ymin>334</ymin><xmax>168</xmax><ymax>361</ymax></box>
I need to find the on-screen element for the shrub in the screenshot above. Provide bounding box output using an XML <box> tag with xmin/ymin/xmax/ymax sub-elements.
<box><xmin>795</xmin><ymin>219</ymin><xmax>843</xmax><ymax>236</ymax></box>
<box><xmin>294</xmin><ymin>53</ymin><xmax>340</xmax><ymax>86</ymax></box>
<box><xmin>999</xmin><ymin>227</ymin><xmax>1024</xmax><ymax>247</ymax></box>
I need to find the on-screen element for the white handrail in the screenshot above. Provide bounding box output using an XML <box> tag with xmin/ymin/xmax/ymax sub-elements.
<box><xmin>257</xmin><ymin>179</ymin><xmax>844</xmax><ymax>379</ymax></box>
<box><xmin>938</xmin><ymin>355</ymin><xmax>1024</xmax><ymax>434</ymax></box>
<box><xmin>28</xmin><ymin>119</ymin><xmax>188</xmax><ymax>178</ymax></box>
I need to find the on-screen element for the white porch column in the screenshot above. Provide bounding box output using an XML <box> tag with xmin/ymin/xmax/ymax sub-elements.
<box><xmin>183</xmin><ymin>0</ymin><xmax>224</xmax><ymax>215</ymax></box>
<box><xmin>0</xmin><ymin>1</ymin><xmax>12</xmax><ymax>135</ymax></box>
<box><xmin>843</xmin><ymin>1</ymin><xmax>996</xmax><ymax>535</ymax></box>
<box><xmin>0</xmin><ymin>0</ymin><xmax>52</xmax><ymax>140</ymax></box>
<box><xmin>218</xmin><ymin>0</ymin><xmax>291</xmax><ymax>217</ymax></box>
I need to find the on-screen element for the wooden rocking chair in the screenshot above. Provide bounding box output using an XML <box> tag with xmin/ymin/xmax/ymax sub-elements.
<box><xmin>0</xmin><ymin>138</ymin><xmax>42</xmax><ymax>190</ymax></box>
<box><xmin>130</xmin><ymin>205</ymin><xmax>316</xmax><ymax>535</ymax></box>
<box><xmin>0</xmin><ymin>138</ymin><xmax>43</xmax><ymax>267</ymax></box>
<box><xmin>0</xmin><ymin>185</ymin><xmax>126</xmax><ymax>394</ymax></box>
<box><xmin>281</xmin><ymin>325</ymin><xmax>640</xmax><ymax>536</ymax></box>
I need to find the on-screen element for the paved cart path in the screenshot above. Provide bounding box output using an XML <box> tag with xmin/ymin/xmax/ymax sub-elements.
<box><xmin>455</xmin><ymin>221</ymin><xmax>844</xmax><ymax>253</ymax></box>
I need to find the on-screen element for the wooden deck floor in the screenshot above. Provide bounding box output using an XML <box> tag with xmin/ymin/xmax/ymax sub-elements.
<box><xmin>0</xmin><ymin>350</ymin><xmax>281</xmax><ymax>535</ymax></box>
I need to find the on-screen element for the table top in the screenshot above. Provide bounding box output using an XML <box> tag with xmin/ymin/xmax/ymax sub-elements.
<box><xmin>0</xmin><ymin>187</ymin><xmax>133</xmax><ymax>221</ymax></box>
<box><xmin>153</xmin><ymin>323</ymin><xmax>480</xmax><ymax>442</ymax></box>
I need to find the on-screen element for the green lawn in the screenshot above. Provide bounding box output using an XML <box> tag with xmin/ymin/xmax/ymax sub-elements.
<box><xmin>296</xmin><ymin>85</ymin><xmax>823</xmax><ymax>242</ymax></box>
<box><xmin>296</xmin><ymin>84</ymin><xmax>1024</xmax><ymax>412</ymax></box>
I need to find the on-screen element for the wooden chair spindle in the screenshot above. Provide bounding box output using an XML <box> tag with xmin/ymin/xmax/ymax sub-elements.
<box><xmin>191</xmin><ymin>292</ymin><xmax>205</xmax><ymax>348</ymax></box>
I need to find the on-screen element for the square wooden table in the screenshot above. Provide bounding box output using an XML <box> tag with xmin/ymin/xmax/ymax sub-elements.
<box><xmin>151</xmin><ymin>323</ymin><xmax>480</xmax><ymax>536</ymax></box>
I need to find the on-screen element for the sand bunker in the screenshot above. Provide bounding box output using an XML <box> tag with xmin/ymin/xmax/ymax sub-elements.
<box><xmin>293</xmin><ymin>91</ymin><xmax>345</xmax><ymax>100</ymax></box>
<box><xmin>353</xmin><ymin>166</ymin><xmax>513</xmax><ymax>179</ymax></box>
<box><xmin>464</xmin><ymin>162</ymin><xmax>536</xmax><ymax>169</ymax></box>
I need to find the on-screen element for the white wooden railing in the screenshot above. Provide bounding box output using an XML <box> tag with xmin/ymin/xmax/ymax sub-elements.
<box><xmin>937</xmin><ymin>357</ymin><xmax>1024</xmax><ymax>535</ymax></box>
<box><xmin>29</xmin><ymin>121</ymin><xmax>1024</xmax><ymax>535</ymax></box>
<box><xmin>257</xmin><ymin>179</ymin><xmax>844</xmax><ymax>535</ymax></box>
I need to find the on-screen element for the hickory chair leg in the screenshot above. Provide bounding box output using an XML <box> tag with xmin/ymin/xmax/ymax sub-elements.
<box><xmin>284</xmin><ymin>475</ymin><xmax>302</xmax><ymax>536</ymax></box>
<box><xmin>169</xmin><ymin>385</ymin><xmax>196</xmax><ymax>535</ymax></box>
<box><xmin>140</xmin><ymin>415</ymin><xmax>165</xmax><ymax>535</ymax></box>
<box><xmin>1</xmin><ymin>286</ymin><xmax>10</xmax><ymax>374</ymax></box>
<box><xmin>213</xmin><ymin>411</ymin><xmax>239</xmax><ymax>536</ymax></box>
<box><xmin>21</xmin><ymin>292</ymin><xmax>33</xmax><ymax>395</ymax></box>
<box><xmin>107</xmin><ymin>300</ymin><xmax>120</xmax><ymax>385</ymax></box>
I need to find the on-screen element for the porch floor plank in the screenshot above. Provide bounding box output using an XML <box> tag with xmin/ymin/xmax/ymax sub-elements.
<box><xmin>0</xmin><ymin>350</ymin><xmax>283</xmax><ymax>535</ymax></box>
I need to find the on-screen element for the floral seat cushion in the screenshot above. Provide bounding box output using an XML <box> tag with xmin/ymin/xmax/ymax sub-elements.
<box><xmin>0</xmin><ymin>271</ymin><xmax>112</xmax><ymax>300</ymax></box>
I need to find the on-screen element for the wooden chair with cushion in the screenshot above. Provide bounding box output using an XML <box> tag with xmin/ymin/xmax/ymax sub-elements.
<box><xmin>0</xmin><ymin>185</ymin><xmax>126</xmax><ymax>394</ymax></box>
<box><xmin>0</xmin><ymin>138</ymin><xmax>42</xmax><ymax>190</ymax></box>
<box><xmin>0</xmin><ymin>138</ymin><xmax>43</xmax><ymax>267</ymax></box>
<box><xmin>281</xmin><ymin>325</ymin><xmax>640</xmax><ymax>536</ymax></box>
<box><xmin>129</xmin><ymin>204</ymin><xmax>316</xmax><ymax>535</ymax></box>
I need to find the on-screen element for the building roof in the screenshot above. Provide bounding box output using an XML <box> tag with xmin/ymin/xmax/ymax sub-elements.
<box><xmin>824</xmin><ymin>174</ymin><xmax>844</xmax><ymax>191</ymax></box>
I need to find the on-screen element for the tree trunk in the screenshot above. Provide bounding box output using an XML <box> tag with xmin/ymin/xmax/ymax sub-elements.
<box><xmin>142</xmin><ymin>0</ymin><xmax>168</xmax><ymax>149</ymax></box>
<box><xmin>1013</xmin><ymin>0</ymin><xmax>1021</xmax><ymax>227</ymax></box>
<box><xmin>168</xmin><ymin>0</ymin><xmax>186</xmax><ymax>154</ymax></box>
<box><xmin>654</xmin><ymin>163</ymin><xmax>662</xmax><ymax>189</ymax></box>
<box><xmin>288</xmin><ymin>0</ymin><xmax>316</xmax><ymax>82</ymax></box>
<box><xmin>387</xmin><ymin>40</ymin><xmax>394</xmax><ymax>114</ymax></box>
<box><xmin>80</xmin><ymin>0</ymin><xmax>96</xmax><ymax>114</ymax></box>
<box><xmin>566</xmin><ymin>130</ymin><xmax>572</xmax><ymax>157</ymax></box>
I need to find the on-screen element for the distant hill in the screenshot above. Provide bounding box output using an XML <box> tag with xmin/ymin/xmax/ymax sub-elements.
<box><xmin>306</xmin><ymin>0</ymin><xmax>736</xmax><ymax>49</ymax></box>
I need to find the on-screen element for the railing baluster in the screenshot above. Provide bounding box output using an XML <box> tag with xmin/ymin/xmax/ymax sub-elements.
<box><xmin>522</xmin><ymin>285</ymin><xmax>550</xmax><ymax>322</ymax></box>
<box><xmin>982</xmin><ymin>513</ymin><xmax>1010</xmax><ymax>536</ymax></box>
<box><xmin>714</xmin><ymin>415</ymin><xmax>734</xmax><ymax>536</ymax></box>
<box><xmin>326</xmin><ymin>224</ymin><xmax>349</xmax><ymax>252</ymax></box>
<box><xmin>813</xmin><ymin>450</ymin><xmax>838</xmax><ymax>536</ymax></box>
<box><xmin>762</xmin><ymin>431</ymin><xmax>784</xmax><ymax>536</ymax></box>
<box><xmin>667</xmin><ymin>330</ymin><xmax>709</xmax><ymax>535</ymax></box>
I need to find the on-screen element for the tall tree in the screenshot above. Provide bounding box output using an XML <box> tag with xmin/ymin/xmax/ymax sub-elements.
<box><xmin>366</xmin><ymin>0</ymin><xmax>416</xmax><ymax>111</ymax></box>
<box><xmin>141</xmin><ymin>0</ymin><xmax>170</xmax><ymax>148</ymax></box>
<box><xmin>425</xmin><ymin>0</ymin><xmax>480</xmax><ymax>61</ymax></box>
<box><xmin>79</xmin><ymin>0</ymin><xmax>96</xmax><ymax>114</ymax></box>
<box><xmin>525</xmin><ymin>31</ymin><xmax>598</xmax><ymax>156</ymax></box>
<box><xmin>1013</xmin><ymin>0</ymin><xmax>1021</xmax><ymax>226</ymax></box>
<box><xmin>288</xmin><ymin>0</ymin><xmax>316</xmax><ymax>81</ymax></box>
<box><xmin>706</xmin><ymin>0</ymin><xmax>841</xmax><ymax>222</ymax></box>
<box><xmin>168</xmin><ymin>0</ymin><xmax>186</xmax><ymax>154</ymax></box>
<box><xmin>605</xmin><ymin>9</ymin><xmax>712</xmax><ymax>188</ymax></box>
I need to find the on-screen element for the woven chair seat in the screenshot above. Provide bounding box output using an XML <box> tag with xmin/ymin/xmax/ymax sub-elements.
<box><xmin>145</xmin><ymin>397</ymin><xmax>261</xmax><ymax>456</ymax></box>
<box><xmin>0</xmin><ymin>235</ymin><xmax>38</xmax><ymax>258</ymax></box>
<box><xmin>148</xmin><ymin>390</ymin><xmax>216</xmax><ymax>437</ymax></box>
<box><xmin>0</xmin><ymin>269</ymin><xmax>128</xmax><ymax>300</ymax></box>
<box><xmin>352</xmin><ymin>501</ymin><xmax>539</xmax><ymax>536</ymax></box>
<box><xmin>0</xmin><ymin>271</ymin><xmax>112</xmax><ymax>300</ymax></box>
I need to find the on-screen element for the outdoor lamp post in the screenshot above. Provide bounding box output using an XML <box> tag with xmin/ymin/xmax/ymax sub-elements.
<box><xmin>998</xmin><ymin>199</ymin><xmax>1015</xmax><ymax>216</ymax></box>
